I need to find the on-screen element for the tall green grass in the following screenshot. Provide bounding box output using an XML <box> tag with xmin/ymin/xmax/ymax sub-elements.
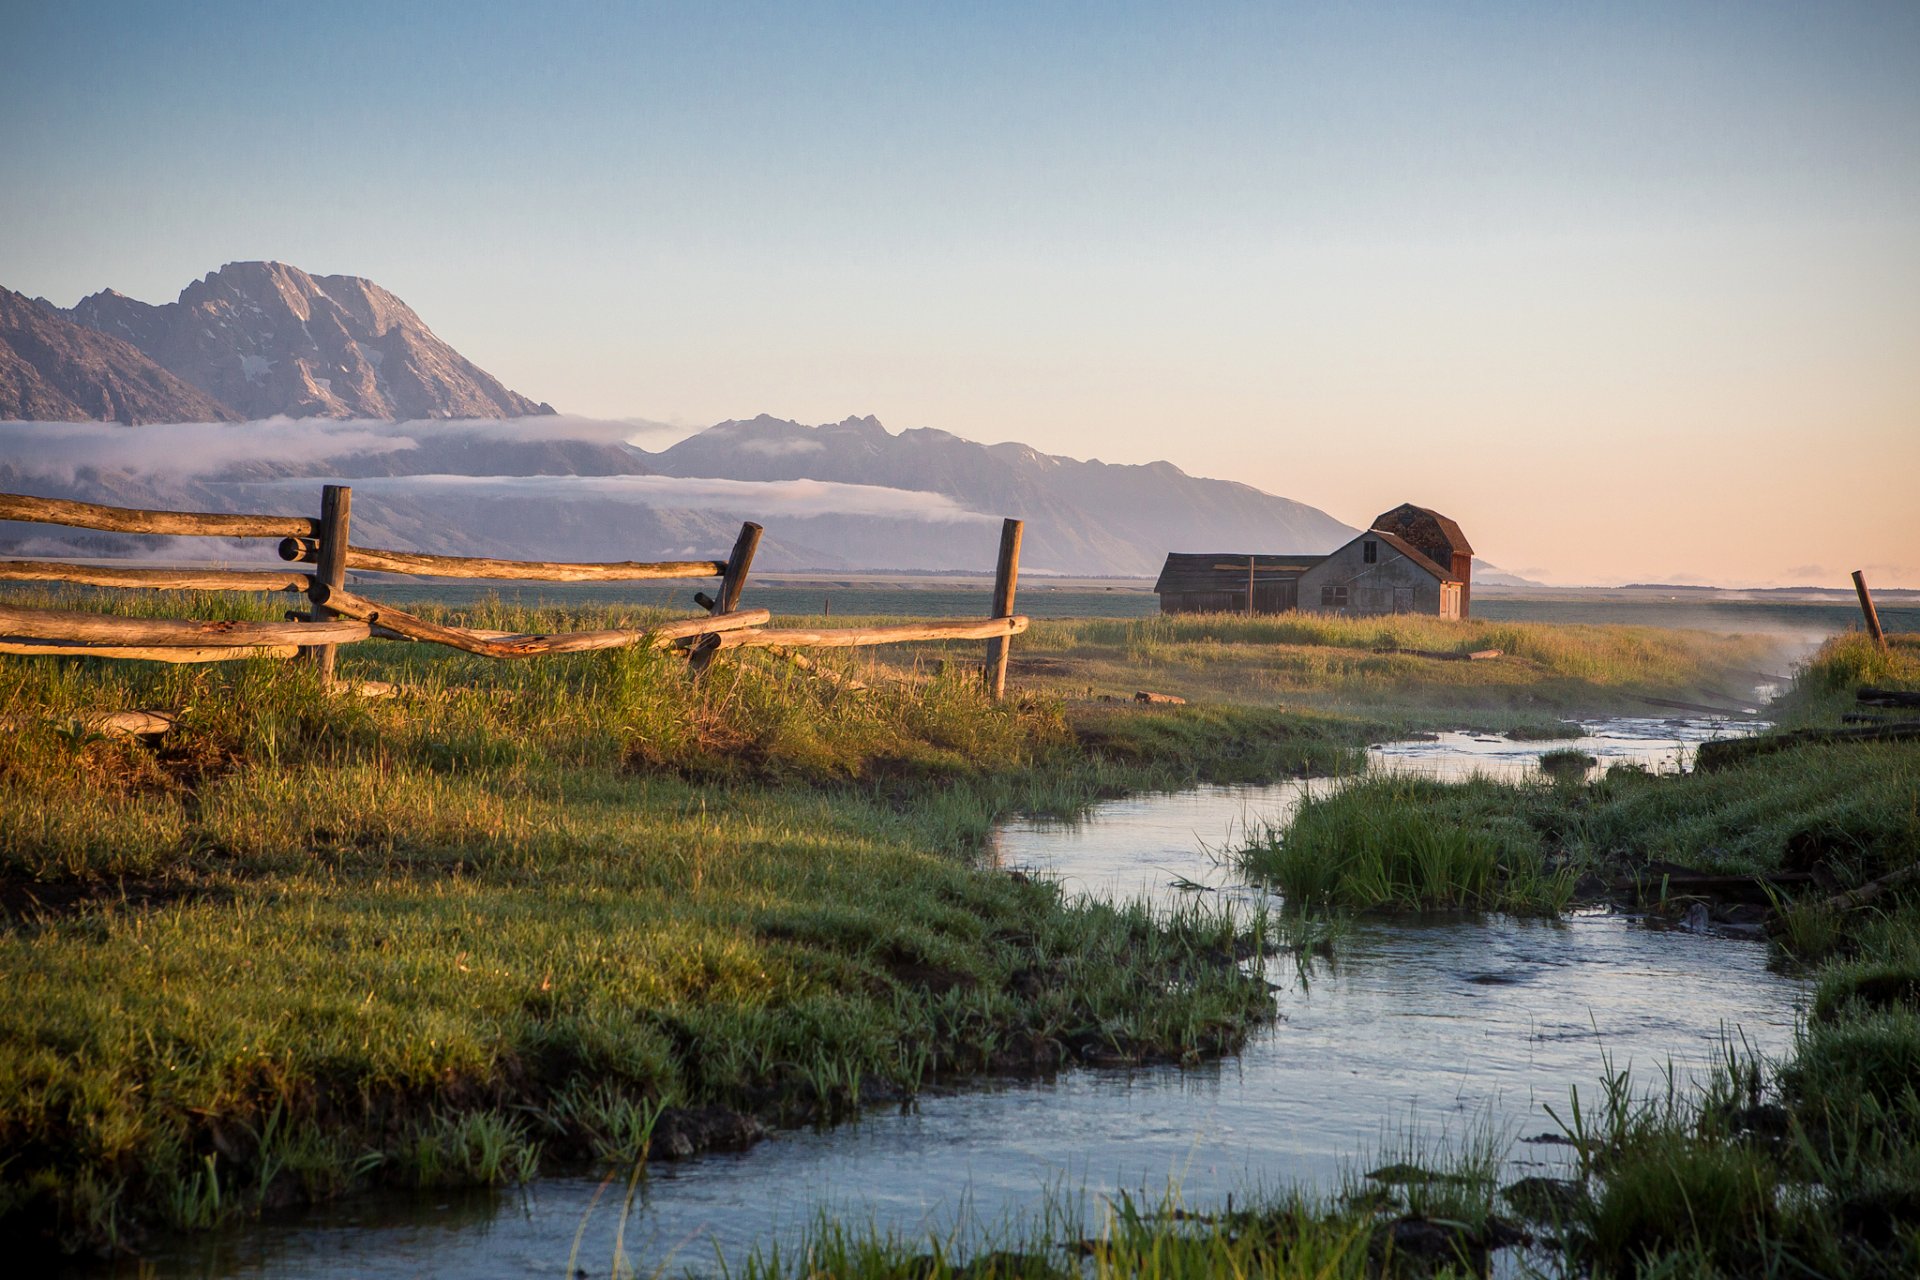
<box><xmin>1242</xmin><ymin>776</ymin><xmax>1577</xmax><ymax>914</ymax></box>
<box><xmin>0</xmin><ymin>585</ymin><xmax>1328</xmax><ymax>1255</ymax></box>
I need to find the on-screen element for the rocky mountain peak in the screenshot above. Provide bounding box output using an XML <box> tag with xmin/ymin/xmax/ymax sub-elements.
<box><xmin>53</xmin><ymin>261</ymin><xmax>554</xmax><ymax>421</ymax></box>
<box><xmin>0</xmin><ymin>286</ymin><xmax>239</xmax><ymax>424</ymax></box>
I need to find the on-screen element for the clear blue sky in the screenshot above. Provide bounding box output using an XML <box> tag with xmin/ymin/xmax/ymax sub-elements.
<box><xmin>4</xmin><ymin>1</ymin><xmax>1917</xmax><ymax>584</ymax></box>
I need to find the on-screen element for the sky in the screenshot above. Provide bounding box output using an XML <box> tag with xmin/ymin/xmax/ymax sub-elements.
<box><xmin>3</xmin><ymin>1</ymin><xmax>1917</xmax><ymax>586</ymax></box>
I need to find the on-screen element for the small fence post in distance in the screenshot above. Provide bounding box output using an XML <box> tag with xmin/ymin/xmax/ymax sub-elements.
<box><xmin>304</xmin><ymin>484</ymin><xmax>352</xmax><ymax>684</ymax></box>
<box><xmin>984</xmin><ymin>517</ymin><xmax>1023</xmax><ymax>700</ymax></box>
<box><xmin>1853</xmin><ymin>570</ymin><xmax>1888</xmax><ymax>649</ymax></box>
<box><xmin>691</xmin><ymin>521</ymin><xmax>763</xmax><ymax>676</ymax></box>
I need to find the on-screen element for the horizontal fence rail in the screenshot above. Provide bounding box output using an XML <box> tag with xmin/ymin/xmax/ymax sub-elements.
<box><xmin>0</xmin><ymin>493</ymin><xmax>319</xmax><ymax>539</ymax></box>
<box><xmin>0</xmin><ymin>640</ymin><xmax>301</xmax><ymax>663</ymax></box>
<box><xmin>709</xmin><ymin>617</ymin><xmax>1029</xmax><ymax>650</ymax></box>
<box><xmin>278</xmin><ymin>539</ymin><xmax>729</xmax><ymax>582</ymax></box>
<box><xmin>0</xmin><ymin>559</ymin><xmax>311</xmax><ymax>593</ymax></box>
<box><xmin>309</xmin><ymin>584</ymin><xmax>770</xmax><ymax>658</ymax></box>
<box><xmin>0</xmin><ymin>601</ymin><xmax>368</xmax><ymax>647</ymax></box>
<box><xmin>0</xmin><ymin>486</ymin><xmax>1027</xmax><ymax>697</ymax></box>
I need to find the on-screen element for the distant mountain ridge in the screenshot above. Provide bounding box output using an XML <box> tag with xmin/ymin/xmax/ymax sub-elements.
<box><xmin>651</xmin><ymin>414</ymin><xmax>1358</xmax><ymax>575</ymax></box>
<box><xmin>0</xmin><ymin>286</ymin><xmax>239</xmax><ymax>425</ymax></box>
<box><xmin>0</xmin><ymin>413</ymin><xmax>1370</xmax><ymax>577</ymax></box>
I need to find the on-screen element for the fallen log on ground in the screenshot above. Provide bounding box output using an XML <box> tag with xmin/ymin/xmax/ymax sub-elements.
<box><xmin>1634</xmin><ymin>695</ymin><xmax>1759</xmax><ymax>718</ymax></box>
<box><xmin>0</xmin><ymin>601</ymin><xmax>368</xmax><ymax>648</ymax></box>
<box><xmin>1375</xmin><ymin>647</ymin><xmax>1503</xmax><ymax>662</ymax></box>
<box><xmin>281</xmin><ymin>539</ymin><xmax>726</xmax><ymax>582</ymax></box>
<box><xmin>1858</xmin><ymin>687</ymin><xmax>1920</xmax><ymax>709</ymax></box>
<box><xmin>0</xmin><ymin>560</ymin><xmax>311</xmax><ymax>593</ymax></box>
<box><xmin>75</xmin><ymin>710</ymin><xmax>178</xmax><ymax>737</ymax></box>
<box><xmin>308</xmin><ymin>585</ymin><xmax>768</xmax><ymax>657</ymax></box>
<box><xmin>762</xmin><ymin>645</ymin><xmax>869</xmax><ymax>691</ymax></box>
<box><xmin>1824</xmin><ymin>861</ymin><xmax>1920</xmax><ymax>913</ymax></box>
<box><xmin>1135</xmin><ymin>691</ymin><xmax>1187</xmax><ymax>705</ymax></box>
<box><xmin>1696</xmin><ymin>722</ymin><xmax>1920</xmax><ymax>772</ymax></box>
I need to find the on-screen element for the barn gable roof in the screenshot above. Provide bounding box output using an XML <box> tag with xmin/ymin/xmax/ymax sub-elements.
<box><xmin>1371</xmin><ymin>502</ymin><xmax>1473</xmax><ymax>559</ymax></box>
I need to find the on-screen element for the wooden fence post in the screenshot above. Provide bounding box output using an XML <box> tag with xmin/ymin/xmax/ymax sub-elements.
<box><xmin>305</xmin><ymin>484</ymin><xmax>352</xmax><ymax>683</ymax></box>
<box><xmin>984</xmin><ymin>517</ymin><xmax>1023</xmax><ymax>699</ymax></box>
<box><xmin>714</xmin><ymin>521</ymin><xmax>763</xmax><ymax>614</ymax></box>
<box><xmin>691</xmin><ymin>521</ymin><xmax>762</xmax><ymax>675</ymax></box>
<box><xmin>1853</xmin><ymin>570</ymin><xmax>1887</xmax><ymax>649</ymax></box>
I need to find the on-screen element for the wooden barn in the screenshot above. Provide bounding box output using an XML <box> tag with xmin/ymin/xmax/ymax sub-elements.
<box><xmin>1152</xmin><ymin>503</ymin><xmax>1474</xmax><ymax>620</ymax></box>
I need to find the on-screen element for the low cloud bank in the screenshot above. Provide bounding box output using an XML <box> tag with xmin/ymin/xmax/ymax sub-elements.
<box><xmin>0</xmin><ymin>416</ymin><xmax>657</xmax><ymax>482</ymax></box>
<box><xmin>237</xmin><ymin>472</ymin><xmax>994</xmax><ymax>525</ymax></box>
<box><xmin>0</xmin><ymin>417</ymin><xmax>987</xmax><ymax>525</ymax></box>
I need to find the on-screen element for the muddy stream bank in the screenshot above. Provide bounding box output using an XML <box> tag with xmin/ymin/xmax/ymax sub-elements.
<box><xmin>116</xmin><ymin>717</ymin><xmax>1808</xmax><ymax>1278</ymax></box>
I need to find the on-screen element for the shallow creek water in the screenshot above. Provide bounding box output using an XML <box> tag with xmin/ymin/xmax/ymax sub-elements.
<box><xmin>131</xmin><ymin>717</ymin><xmax>1808</xmax><ymax>1278</ymax></box>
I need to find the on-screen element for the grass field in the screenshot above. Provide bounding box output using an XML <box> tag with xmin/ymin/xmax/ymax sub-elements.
<box><xmin>0</xmin><ymin>584</ymin><xmax>1870</xmax><ymax>1263</ymax></box>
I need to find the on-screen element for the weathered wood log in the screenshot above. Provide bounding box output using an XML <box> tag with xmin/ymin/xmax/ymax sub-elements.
<box><xmin>1134</xmin><ymin>691</ymin><xmax>1187</xmax><ymax>705</ymax></box>
<box><xmin>984</xmin><ymin>518</ymin><xmax>1023</xmax><ymax>699</ymax></box>
<box><xmin>0</xmin><ymin>640</ymin><xmax>300</xmax><ymax>662</ymax></box>
<box><xmin>690</xmin><ymin>522</ymin><xmax>764</xmax><ymax>676</ymax></box>
<box><xmin>1859</xmin><ymin>687</ymin><xmax>1920</xmax><ymax>709</ymax></box>
<box><xmin>279</xmin><ymin>537</ymin><xmax>727</xmax><ymax>582</ymax></box>
<box><xmin>0</xmin><ymin>601</ymin><xmax>368</xmax><ymax>648</ymax></box>
<box><xmin>309</xmin><ymin>584</ymin><xmax>768</xmax><ymax>657</ymax></box>
<box><xmin>0</xmin><ymin>492</ymin><xmax>318</xmax><ymax>539</ymax></box>
<box><xmin>1854</xmin><ymin>570</ymin><xmax>1887</xmax><ymax>648</ymax></box>
<box><xmin>707</xmin><ymin>616</ymin><xmax>1029</xmax><ymax>650</ymax></box>
<box><xmin>343</xmin><ymin>680</ymin><xmax>398</xmax><ymax>699</ymax></box>
<box><xmin>1696</xmin><ymin>722</ymin><xmax>1920</xmax><ymax>772</ymax></box>
<box><xmin>1824</xmin><ymin>861</ymin><xmax>1920</xmax><ymax>914</ymax></box>
<box><xmin>306</xmin><ymin>484</ymin><xmax>353</xmax><ymax>682</ymax></box>
<box><xmin>714</xmin><ymin>521</ymin><xmax>763</xmax><ymax>612</ymax></box>
<box><xmin>762</xmin><ymin>645</ymin><xmax>869</xmax><ymax>691</ymax></box>
<box><xmin>1613</xmin><ymin>869</ymin><xmax>1816</xmax><ymax>901</ymax></box>
<box><xmin>1375</xmin><ymin>647</ymin><xmax>1503</xmax><ymax>662</ymax></box>
<box><xmin>76</xmin><ymin>710</ymin><xmax>178</xmax><ymax>737</ymax></box>
<box><xmin>1634</xmin><ymin>695</ymin><xmax>1758</xmax><ymax>718</ymax></box>
<box><xmin>286</xmin><ymin>609</ymin><xmax>520</xmax><ymax>643</ymax></box>
<box><xmin>0</xmin><ymin>559</ymin><xmax>311</xmax><ymax>593</ymax></box>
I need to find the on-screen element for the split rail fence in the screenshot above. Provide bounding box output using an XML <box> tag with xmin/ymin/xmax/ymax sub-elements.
<box><xmin>0</xmin><ymin>486</ymin><xmax>1027</xmax><ymax>697</ymax></box>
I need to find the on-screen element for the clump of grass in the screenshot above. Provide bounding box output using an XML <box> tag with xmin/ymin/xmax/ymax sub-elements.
<box><xmin>1537</xmin><ymin>747</ymin><xmax>1597</xmax><ymax>779</ymax></box>
<box><xmin>1243</xmin><ymin>776</ymin><xmax>1575</xmax><ymax>915</ymax></box>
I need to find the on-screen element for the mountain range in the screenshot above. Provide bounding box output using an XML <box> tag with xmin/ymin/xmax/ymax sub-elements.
<box><xmin>3</xmin><ymin>261</ymin><xmax>550</xmax><ymax>423</ymax></box>
<box><xmin>2</xmin><ymin>260</ymin><xmax>1513</xmax><ymax>577</ymax></box>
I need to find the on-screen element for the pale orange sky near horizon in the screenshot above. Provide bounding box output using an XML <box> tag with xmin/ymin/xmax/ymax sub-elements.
<box><xmin>5</xmin><ymin>4</ymin><xmax>1916</xmax><ymax>588</ymax></box>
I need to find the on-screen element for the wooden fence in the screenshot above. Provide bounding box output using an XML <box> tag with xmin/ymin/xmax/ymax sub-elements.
<box><xmin>0</xmin><ymin>486</ymin><xmax>1027</xmax><ymax>696</ymax></box>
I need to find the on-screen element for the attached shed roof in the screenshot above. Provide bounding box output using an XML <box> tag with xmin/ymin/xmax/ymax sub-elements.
<box><xmin>1153</xmin><ymin>552</ymin><xmax>1322</xmax><ymax>595</ymax></box>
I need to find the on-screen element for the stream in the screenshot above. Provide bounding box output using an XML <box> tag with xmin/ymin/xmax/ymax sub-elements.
<box><xmin>123</xmin><ymin>716</ymin><xmax>1808</xmax><ymax>1278</ymax></box>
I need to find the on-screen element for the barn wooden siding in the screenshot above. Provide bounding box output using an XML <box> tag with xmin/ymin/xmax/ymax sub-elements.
<box><xmin>1153</xmin><ymin>553</ymin><xmax>1317</xmax><ymax>615</ymax></box>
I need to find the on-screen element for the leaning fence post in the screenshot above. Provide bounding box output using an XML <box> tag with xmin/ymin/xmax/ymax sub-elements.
<box><xmin>983</xmin><ymin>517</ymin><xmax>1023</xmax><ymax>700</ymax></box>
<box><xmin>714</xmin><ymin>521</ymin><xmax>763</xmax><ymax>615</ymax></box>
<box><xmin>691</xmin><ymin>521</ymin><xmax>762</xmax><ymax>676</ymax></box>
<box><xmin>1853</xmin><ymin>570</ymin><xmax>1888</xmax><ymax>649</ymax></box>
<box><xmin>304</xmin><ymin>484</ymin><xmax>352</xmax><ymax>683</ymax></box>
